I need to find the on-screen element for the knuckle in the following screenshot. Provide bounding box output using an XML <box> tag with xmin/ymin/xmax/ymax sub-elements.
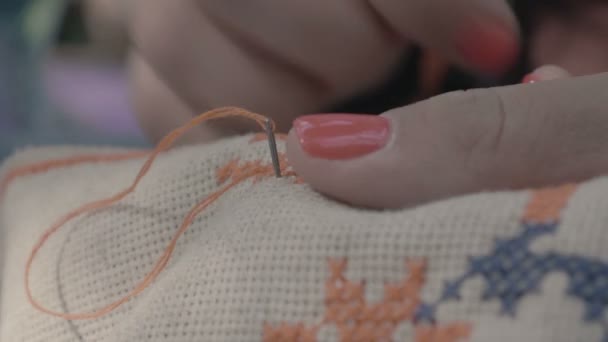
<box><xmin>430</xmin><ymin>88</ymin><xmax>503</xmax><ymax>146</ymax></box>
<box><xmin>481</xmin><ymin>88</ymin><xmax>510</xmax><ymax>154</ymax></box>
<box><xmin>429</xmin><ymin>88</ymin><xmax>516</xmax><ymax>177</ymax></box>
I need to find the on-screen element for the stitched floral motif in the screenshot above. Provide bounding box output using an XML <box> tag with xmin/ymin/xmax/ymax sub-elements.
<box><xmin>264</xmin><ymin>259</ymin><xmax>471</xmax><ymax>342</ymax></box>
<box><xmin>436</xmin><ymin>222</ymin><xmax>561</xmax><ymax>315</ymax></box>
<box><xmin>416</xmin><ymin>185</ymin><xmax>608</xmax><ymax>341</ymax></box>
<box><xmin>419</xmin><ymin>222</ymin><xmax>608</xmax><ymax>325</ymax></box>
<box><xmin>325</xmin><ymin>259</ymin><xmax>425</xmax><ymax>341</ymax></box>
<box><xmin>257</xmin><ymin>170</ymin><xmax>601</xmax><ymax>341</ymax></box>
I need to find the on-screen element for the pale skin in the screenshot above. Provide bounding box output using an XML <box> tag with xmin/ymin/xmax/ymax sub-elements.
<box><xmin>122</xmin><ymin>0</ymin><xmax>608</xmax><ymax>208</ymax></box>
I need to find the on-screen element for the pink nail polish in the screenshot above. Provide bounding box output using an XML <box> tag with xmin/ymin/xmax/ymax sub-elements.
<box><xmin>293</xmin><ymin>114</ymin><xmax>390</xmax><ymax>160</ymax></box>
<box><xmin>456</xmin><ymin>20</ymin><xmax>519</xmax><ymax>75</ymax></box>
<box><xmin>522</xmin><ymin>72</ymin><xmax>538</xmax><ymax>84</ymax></box>
<box><xmin>523</xmin><ymin>65</ymin><xmax>570</xmax><ymax>84</ymax></box>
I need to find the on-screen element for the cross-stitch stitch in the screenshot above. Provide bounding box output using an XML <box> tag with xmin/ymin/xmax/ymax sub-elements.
<box><xmin>261</xmin><ymin>183</ymin><xmax>607</xmax><ymax>341</ymax></box>
<box><xmin>426</xmin><ymin>222</ymin><xmax>608</xmax><ymax>324</ymax></box>
<box><xmin>265</xmin><ymin>259</ymin><xmax>471</xmax><ymax>342</ymax></box>
<box><xmin>414</xmin><ymin>185</ymin><xmax>608</xmax><ymax>341</ymax></box>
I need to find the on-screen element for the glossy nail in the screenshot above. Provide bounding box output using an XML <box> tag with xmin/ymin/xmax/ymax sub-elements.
<box><xmin>523</xmin><ymin>65</ymin><xmax>570</xmax><ymax>83</ymax></box>
<box><xmin>456</xmin><ymin>20</ymin><xmax>519</xmax><ymax>75</ymax></box>
<box><xmin>293</xmin><ymin>114</ymin><xmax>390</xmax><ymax>160</ymax></box>
<box><xmin>522</xmin><ymin>72</ymin><xmax>539</xmax><ymax>84</ymax></box>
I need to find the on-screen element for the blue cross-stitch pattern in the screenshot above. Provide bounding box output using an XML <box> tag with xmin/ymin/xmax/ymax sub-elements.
<box><xmin>415</xmin><ymin>221</ymin><xmax>608</xmax><ymax>341</ymax></box>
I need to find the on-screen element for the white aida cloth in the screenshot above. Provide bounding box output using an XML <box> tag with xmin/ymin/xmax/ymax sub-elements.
<box><xmin>0</xmin><ymin>136</ymin><xmax>607</xmax><ymax>342</ymax></box>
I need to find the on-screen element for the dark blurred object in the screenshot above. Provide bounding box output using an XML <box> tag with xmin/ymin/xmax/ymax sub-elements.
<box><xmin>54</xmin><ymin>0</ymin><xmax>129</xmax><ymax>60</ymax></box>
<box><xmin>56</xmin><ymin>1</ymin><xmax>88</xmax><ymax>44</ymax></box>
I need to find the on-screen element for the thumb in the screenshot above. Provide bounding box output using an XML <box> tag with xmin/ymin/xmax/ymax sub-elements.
<box><xmin>286</xmin><ymin>70</ymin><xmax>608</xmax><ymax>209</ymax></box>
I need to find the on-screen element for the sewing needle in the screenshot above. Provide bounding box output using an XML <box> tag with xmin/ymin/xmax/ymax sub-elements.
<box><xmin>264</xmin><ymin>118</ymin><xmax>282</xmax><ymax>178</ymax></box>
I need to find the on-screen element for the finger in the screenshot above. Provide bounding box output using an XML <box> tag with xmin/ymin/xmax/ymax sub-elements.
<box><xmin>286</xmin><ymin>72</ymin><xmax>608</xmax><ymax>209</ymax></box>
<box><xmin>130</xmin><ymin>0</ymin><xmax>333</xmax><ymax>134</ymax></box>
<box><xmin>198</xmin><ymin>0</ymin><xmax>406</xmax><ymax>99</ymax></box>
<box><xmin>369</xmin><ymin>0</ymin><xmax>520</xmax><ymax>76</ymax></box>
<box><xmin>522</xmin><ymin>65</ymin><xmax>571</xmax><ymax>83</ymax></box>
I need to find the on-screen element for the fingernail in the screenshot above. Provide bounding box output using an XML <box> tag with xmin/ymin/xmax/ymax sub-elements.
<box><xmin>293</xmin><ymin>114</ymin><xmax>390</xmax><ymax>160</ymax></box>
<box><xmin>523</xmin><ymin>65</ymin><xmax>570</xmax><ymax>83</ymax></box>
<box><xmin>456</xmin><ymin>19</ymin><xmax>519</xmax><ymax>75</ymax></box>
<box><xmin>522</xmin><ymin>72</ymin><xmax>539</xmax><ymax>84</ymax></box>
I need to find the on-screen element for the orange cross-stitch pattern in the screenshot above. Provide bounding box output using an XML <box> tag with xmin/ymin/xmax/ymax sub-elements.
<box><xmin>325</xmin><ymin>259</ymin><xmax>425</xmax><ymax>341</ymax></box>
<box><xmin>523</xmin><ymin>184</ymin><xmax>578</xmax><ymax>223</ymax></box>
<box><xmin>265</xmin><ymin>259</ymin><xmax>471</xmax><ymax>342</ymax></box>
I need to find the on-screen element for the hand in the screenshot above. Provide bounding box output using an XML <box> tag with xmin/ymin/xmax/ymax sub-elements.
<box><xmin>128</xmin><ymin>0</ymin><xmax>519</xmax><ymax>142</ymax></box>
<box><xmin>286</xmin><ymin>67</ymin><xmax>608</xmax><ymax>209</ymax></box>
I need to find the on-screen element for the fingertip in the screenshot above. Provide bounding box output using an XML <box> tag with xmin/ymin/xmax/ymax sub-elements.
<box><xmin>523</xmin><ymin>65</ymin><xmax>571</xmax><ymax>83</ymax></box>
<box><xmin>285</xmin><ymin>127</ymin><xmax>307</xmax><ymax>173</ymax></box>
<box><xmin>285</xmin><ymin>124</ymin><xmax>333</xmax><ymax>193</ymax></box>
<box><xmin>286</xmin><ymin>126</ymin><xmax>346</xmax><ymax>203</ymax></box>
<box><xmin>456</xmin><ymin>19</ymin><xmax>521</xmax><ymax>76</ymax></box>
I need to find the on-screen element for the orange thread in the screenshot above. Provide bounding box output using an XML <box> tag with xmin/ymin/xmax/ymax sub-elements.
<box><xmin>13</xmin><ymin>107</ymin><xmax>294</xmax><ymax>320</ymax></box>
<box><xmin>523</xmin><ymin>184</ymin><xmax>578</xmax><ymax>223</ymax></box>
<box><xmin>0</xmin><ymin>151</ymin><xmax>150</xmax><ymax>196</ymax></box>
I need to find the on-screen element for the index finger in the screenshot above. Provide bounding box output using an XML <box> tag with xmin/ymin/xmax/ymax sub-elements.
<box><xmin>369</xmin><ymin>0</ymin><xmax>521</xmax><ymax>76</ymax></box>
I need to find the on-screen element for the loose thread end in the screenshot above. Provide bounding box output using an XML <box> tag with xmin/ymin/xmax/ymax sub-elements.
<box><xmin>21</xmin><ymin>107</ymin><xmax>290</xmax><ymax>320</ymax></box>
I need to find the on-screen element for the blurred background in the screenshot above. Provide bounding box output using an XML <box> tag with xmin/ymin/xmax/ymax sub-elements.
<box><xmin>0</xmin><ymin>0</ymin><xmax>149</xmax><ymax>160</ymax></box>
